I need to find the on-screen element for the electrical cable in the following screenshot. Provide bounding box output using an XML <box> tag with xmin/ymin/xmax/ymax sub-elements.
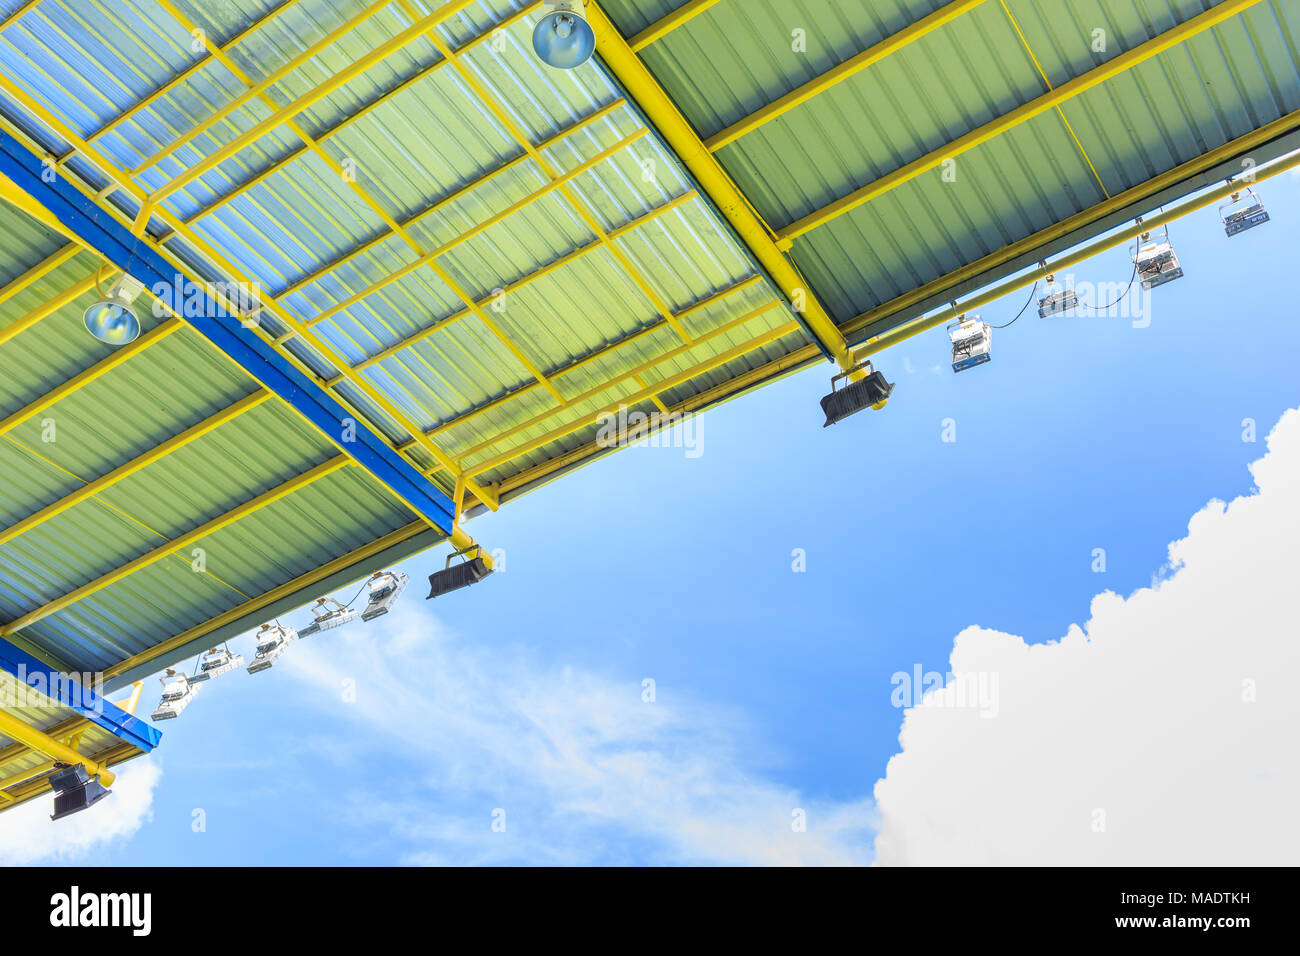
<box><xmin>1079</xmin><ymin>263</ymin><xmax>1138</xmax><ymax>311</ymax></box>
<box><xmin>988</xmin><ymin>280</ymin><xmax>1039</xmax><ymax>329</ymax></box>
<box><xmin>342</xmin><ymin>581</ymin><xmax>368</xmax><ymax>609</ymax></box>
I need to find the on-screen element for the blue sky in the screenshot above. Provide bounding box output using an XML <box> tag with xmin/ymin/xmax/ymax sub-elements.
<box><xmin>9</xmin><ymin>164</ymin><xmax>1299</xmax><ymax>865</ymax></box>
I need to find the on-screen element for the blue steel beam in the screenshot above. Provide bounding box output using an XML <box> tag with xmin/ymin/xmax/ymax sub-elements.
<box><xmin>0</xmin><ymin>637</ymin><xmax>160</xmax><ymax>755</ymax></box>
<box><xmin>0</xmin><ymin>128</ymin><xmax>458</xmax><ymax>535</ymax></box>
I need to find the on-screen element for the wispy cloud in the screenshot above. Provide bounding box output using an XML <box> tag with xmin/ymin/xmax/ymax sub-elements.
<box><xmin>277</xmin><ymin>620</ymin><xmax>874</xmax><ymax>865</ymax></box>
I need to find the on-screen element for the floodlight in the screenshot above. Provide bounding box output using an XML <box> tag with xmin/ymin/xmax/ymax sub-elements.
<box><xmin>247</xmin><ymin>624</ymin><xmax>297</xmax><ymax>674</ymax></box>
<box><xmin>1037</xmin><ymin>273</ymin><xmax>1079</xmax><ymax>318</ymax></box>
<box><xmin>947</xmin><ymin>315</ymin><xmax>992</xmax><ymax>373</ymax></box>
<box><xmin>362</xmin><ymin>570</ymin><xmax>410</xmax><ymax>621</ymax></box>
<box><xmin>302</xmin><ymin>597</ymin><xmax>357</xmax><ymax>634</ymax></box>
<box><xmin>150</xmin><ymin>667</ymin><xmax>199</xmax><ymax>721</ymax></box>
<box><xmin>820</xmin><ymin>361</ymin><xmax>893</xmax><ymax>427</ymax></box>
<box><xmin>190</xmin><ymin>646</ymin><xmax>243</xmax><ymax>682</ymax></box>
<box><xmin>48</xmin><ymin>762</ymin><xmax>111</xmax><ymax>821</ymax></box>
<box><xmin>533</xmin><ymin>2</ymin><xmax>595</xmax><ymax>69</ymax></box>
<box><xmin>1132</xmin><ymin>226</ymin><xmax>1184</xmax><ymax>289</ymax></box>
<box><xmin>427</xmin><ymin>550</ymin><xmax>494</xmax><ymax>599</ymax></box>
<box><xmin>1220</xmin><ymin>187</ymin><xmax>1269</xmax><ymax>237</ymax></box>
<box><xmin>83</xmin><ymin>274</ymin><xmax>145</xmax><ymax>346</ymax></box>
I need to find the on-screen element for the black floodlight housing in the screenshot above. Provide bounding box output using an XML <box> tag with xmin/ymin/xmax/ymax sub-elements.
<box><xmin>427</xmin><ymin>547</ymin><xmax>494</xmax><ymax>599</ymax></box>
<box><xmin>48</xmin><ymin>762</ymin><xmax>111</xmax><ymax>821</ymax></box>
<box><xmin>820</xmin><ymin>361</ymin><xmax>894</xmax><ymax>427</ymax></box>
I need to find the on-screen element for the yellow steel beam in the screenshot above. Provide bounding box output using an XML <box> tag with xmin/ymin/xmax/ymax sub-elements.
<box><xmin>151</xmin><ymin>1</ymin><xmax>479</xmax><ymax>198</ymax></box>
<box><xmin>485</xmin><ymin>116</ymin><xmax>1300</xmax><ymax>498</ymax></box>
<box><xmin>0</xmin><ymin>268</ymin><xmax>104</xmax><ymax>348</ymax></box>
<box><xmin>156</xmin><ymin>0</ymin><xmax>417</xmax><ymax>253</ymax></box>
<box><xmin>704</xmin><ymin>0</ymin><xmax>987</xmax><ymax>152</ymax></box>
<box><xmin>465</xmin><ymin>310</ymin><xmax>799</xmax><ymax>478</ymax></box>
<box><xmin>462</xmin><ymin>133</ymin><xmax>1292</xmax><ymax>481</ymax></box>
<box><xmin>0</xmin><ymin>715</ymin><xmax>92</xmax><ymax>771</ymax></box>
<box><xmin>157</xmin><ymin>0</ymin><xmax>535</xmax><ymax>417</ymax></box>
<box><xmin>776</xmin><ymin>0</ymin><xmax>1267</xmax><ymax>242</ymax></box>
<box><xmin>0</xmin><ymin>709</ymin><xmax>115</xmax><ymax>786</ymax></box>
<box><xmin>0</xmin><ymin>755</ymin><xmax>60</xmax><ymax>792</ymax></box>
<box><xmin>995</xmin><ymin>0</ymin><xmax>1109</xmax><ymax>198</ymax></box>
<box><xmin>55</xmin><ymin>2</ymin><xmax>538</xmax><ymax>214</ymax></box>
<box><xmin>0</xmin><ymin>4</ymin><xmax>697</xmax><ymax>520</ymax></box>
<box><xmin>0</xmin><ymin>391</ymin><xmax>271</xmax><ymax>548</ymax></box>
<box><xmin>629</xmin><ymin>0</ymin><xmax>726</xmax><ymax>51</ymax></box>
<box><xmin>156</xmin><ymin>0</ymin><xmax>572</xmax><ymax>411</ymax></box>
<box><xmin>305</xmin><ymin>127</ymin><xmax>651</xmax><ymax>329</ymax></box>
<box><xmin>588</xmin><ymin>2</ymin><xmax>857</xmax><ymax>374</ymax></box>
<box><xmin>273</xmin><ymin>96</ymin><xmax>621</xmax><ymax>300</ymax></box>
<box><xmin>0</xmin><ymin>742</ymin><xmax>139</xmax><ymax>812</ymax></box>
<box><xmin>0</xmin><ymin>320</ymin><xmax>181</xmax><ymax>439</ymax></box>
<box><xmin>86</xmin><ymin>0</ymin><xmax>307</xmax><ymax>145</ymax></box>
<box><xmin>102</xmin><ymin>518</ymin><xmax>433</xmax><ymax>680</ymax></box>
<box><xmin>454</xmin><ymin>296</ymin><xmax>787</xmax><ymax>465</ymax></box>
<box><xmin>0</xmin><ymin>83</ymin><xmax>499</xmax><ymax>515</ymax></box>
<box><xmin>0</xmin><ymin>1</ymin><xmax>40</xmax><ymax>31</ymax></box>
<box><xmin>418</xmin><ymin>13</ymin><xmax>694</xmax><ymax>345</ymax></box>
<box><xmin>0</xmin><ymin>169</ymin><xmax>91</xmax><ymax>246</ymax></box>
<box><xmin>174</xmin><ymin>1</ymin><xmax>547</xmax><ymax>237</ymax></box>
<box><xmin>493</xmin><ymin>337</ymin><xmax>821</xmax><ymax>499</ymax></box>
<box><xmin>133</xmin><ymin>0</ymin><xmax>395</xmax><ymax>176</ymax></box>
<box><xmin>0</xmin><ymin>76</ymin><xmax>137</xmax><ymax>198</ymax></box>
<box><xmin>119</xmin><ymin>681</ymin><xmax>144</xmax><ymax>716</ymax></box>
<box><xmin>484</xmin><ymin>148</ymin><xmax>1300</xmax><ymax>501</ymax></box>
<box><xmin>449</xmin><ymin>299</ymin><xmax>789</xmax><ymax>472</ymax></box>
<box><xmin>352</xmin><ymin>192</ymin><xmax>697</xmax><ymax>372</ymax></box>
<box><xmin>0</xmin><ymin>110</ymin><xmax>499</xmax><ymax>558</ymax></box>
<box><xmin>846</xmin><ymin>151</ymin><xmax>1300</xmax><ymax>360</ymax></box>
<box><xmin>423</xmin><ymin>273</ymin><xmax>764</xmax><ymax>439</ymax></box>
<box><xmin>141</xmin><ymin>226</ymin><xmax>503</xmax><ymax>511</ymax></box>
<box><xmin>0</xmin><ymin>243</ymin><xmax>81</xmax><ymax>311</ymax></box>
<box><xmin>0</xmin><ymin>457</ymin><xmax>350</xmax><ymax>638</ymax></box>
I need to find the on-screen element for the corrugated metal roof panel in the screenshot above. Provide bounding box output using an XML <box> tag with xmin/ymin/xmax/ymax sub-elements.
<box><xmin>0</xmin><ymin>0</ymin><xmax>800</xmax><ymax>496</ymax></box>
<box><xmin>3</xmin><ymin>0</ymin><xmax>1290</xmax><ymax>694</ymax></box>
<box><xmin>602</xmin><ymin>0</ymin><xmax>1300</xmax><ymax>328</ymax></box>
<box><xmin>0</xmin><ymin>194</ymin><xmax>424</xmax><ymax>678</ymax></box>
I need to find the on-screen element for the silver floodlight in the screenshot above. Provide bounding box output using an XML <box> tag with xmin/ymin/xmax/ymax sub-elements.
<box><xmin>150</xmin><ymin>667</ymin><xmax>199</xmax><ymax>721</ymax></box>
<box><xmin>299</xmin><ymin>597</ymin><xmax>357</xmax><ymax>637</ymax></box>
<box><xmin>189</xmin><ymin>646</ymin><xmax>244</xmax><ymax>683</ymax></box>
<box><xmin>247</xmin><ymin>623</ymin><xmax>297</xmax><ymax>675</ymax></box>
<box><xmin>1132</xmin><ymin>225</ymin><xmax>1184</xmax><ymax>290</ymax></box>
<box><xmin>947</xmin><ymin>314</ymin><xmax>992</xmax><ymax>373</ymax></box>
<box><xmin>1220</xmin><ymin>187</ymin><xmax>1269</xmax><ymax>237</ymax></box>
<box><xmin>362</xmin><ymin>570</ymin><xmax>410</xmax><ymax>621</ymax></box>
<box><xmin>1037</xmin><ymin>273</ymin><xmax>1079</xmax><ymax>317</ymax></box>
<box><xmin>83</xmin><ymin>273</ymin><xmax>146</xmax><ymax>346</ymax></box>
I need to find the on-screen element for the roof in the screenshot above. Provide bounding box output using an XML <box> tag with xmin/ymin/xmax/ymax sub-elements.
<box><xmin>0</xmin><ymin>0</ymin><xmax>1295</xmax><ymax>813</ymax></box>
<box><xmin>0</xmin><ymin>0</ymin><xmax>807</xmax><ymax>506</ymax></box>
<box><xmin>0</xmin><ymin>191</ymin><xmax>432</xmax><ymax>677</ymax></box>
<box><xmin>601</xmin><ymin>0</ymin><xmax>1300</xmax><ymax>345</ymax></box>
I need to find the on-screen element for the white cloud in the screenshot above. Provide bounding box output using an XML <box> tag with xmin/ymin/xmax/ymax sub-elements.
<box><xmin>0</xmin><ymin>758</ymin><xmax>161</xmax><ymax>864</ymax></box>
<box><xmin>279</xmin><ymin>620</ymin><xmax>874</xmax><ymax>865</ymax></box>
<box><xmin>873</xmin><ymin>408</ymin><xmax>1300</xmax><ymax>865</ymax></box>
